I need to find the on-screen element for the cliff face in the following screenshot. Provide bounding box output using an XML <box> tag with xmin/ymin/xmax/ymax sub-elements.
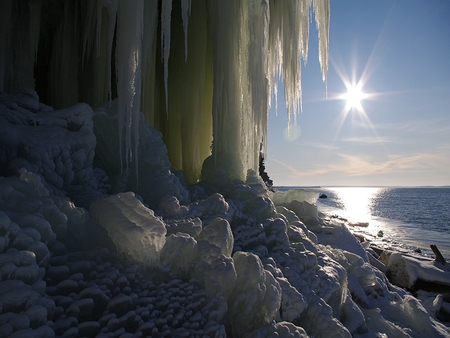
<box><xmin>0</xmin><ymin>0</ymin><xmax>329</xmax><ymax>184</ymax></box>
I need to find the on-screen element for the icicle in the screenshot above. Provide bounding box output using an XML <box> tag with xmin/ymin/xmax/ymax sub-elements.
<box><xmin>0</xmin><ymin>0</ymin><xmax>13</xmax><ymax>90</ymax></box>
<box><xmin>314</xmin><ymin>0</ymin><xmax>330</xmax><ymax>84</ymax></box>
<box><xmin>28</xmin><ymin>0</ymin><xmax>41</xmax><ymax>63</ymax></box>
<box><xmin>161</xmin><ymin>0</ymin><xmax>173</xmax><ymax>116</ymax></box>
<box><xmin>180</xmin><ymin>0</ymin><xmax>191</xmax><ymax>62</ymax></box>
<box><xmin>101</xmin><ymin>0</ymin><xmax>119</xmax><ymax>104</ymax></box>
<box><xmin>116</xmin><ymin>0</ymin><xmax>144</xmax><ymax>177</ymax></box>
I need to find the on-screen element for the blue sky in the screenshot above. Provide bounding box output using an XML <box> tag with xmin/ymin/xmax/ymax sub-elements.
<box><xmin>266</xmin><ymin>0</ymin><xmax>450</xmax><ymax>187</ymax></box>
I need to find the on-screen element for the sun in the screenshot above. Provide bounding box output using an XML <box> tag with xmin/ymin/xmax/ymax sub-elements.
<box><xmin>341</xmin><ymin>84</ymin><xmax>367</xmax><ymax>110</ymax></box>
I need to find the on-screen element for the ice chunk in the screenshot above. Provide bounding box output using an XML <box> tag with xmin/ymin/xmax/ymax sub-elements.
<box><xmin>271</xmin><ymin>188</ymin><xmax>319</xmax><ymax>205</ymax></box>
<box><xmin>90</xmin><ymin>192</ymin><xmax>166</xmax><ymax>268</ymax></box>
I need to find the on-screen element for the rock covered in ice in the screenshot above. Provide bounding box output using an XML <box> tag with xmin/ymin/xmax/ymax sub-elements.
<box><xmin>165</xmin><ymin>217</ymin><xmax>202</xmax><ymax>237</ymax></box>
<box><xmin>382</xmin><ymin>251</ymin><xmax>450</xmax><ymax>289</ymax></box>
<box><xmin>228</xmin><ymin>251</ymin><xmax>282</xmax><ymax>336</ymax></box>
<box><xmin>158</xmin><ymin>195</ymin><xmax>181</xmax><ymax>217</ymax></box>
<box><xmin>197</xmin><ymin>218</ymin><xmax>234</xmax><ymax>258</ymax></box>
<box><xmin>93</xmin><ymin>103</ymin><xmax>189</xmax><ymax>209</ymax></box>
<box><xmin>245</xmin><ymin>321</ymin><xmax>309</xmax><ymax>337</ymax></box>
<box><xmin>160</xmin><ymin>233</ymin><xmax>198</xmax><ymax>279</ymax></box>
<box><xmin>90</xmin><ymin>192</ymin><xmax>166</xmax><ymax>268</ymax></box>
<box><xmin>0</xmin><ymin>92</ymin><xmax>97</xmax><ymax>190</ymax></box>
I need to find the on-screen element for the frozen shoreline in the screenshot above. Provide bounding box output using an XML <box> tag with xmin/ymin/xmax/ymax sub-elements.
<box><xmin>1</xmin><ymin>92</ymin><xmax>450</xmax><ymax>337</ymax></box>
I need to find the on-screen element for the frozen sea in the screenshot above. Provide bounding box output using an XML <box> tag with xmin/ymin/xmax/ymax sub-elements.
<box><xmin>278</xmin><ymin>186</ymin><xmax>450</xmax><ymax>259</ymax></box>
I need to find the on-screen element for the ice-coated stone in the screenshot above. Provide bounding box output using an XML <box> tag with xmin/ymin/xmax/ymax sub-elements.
<box><xmin>341</xmin><ymin>294</ymin><xmax>367</xmax><ymax>335</ymax></box>
<box><xmin>9</xmin><ymin>313</ymin><xmax>30</xmax><ymax>331</ymax></box>
<box><xmin>277</xmin><ymin>277</ymin><xmax>307</xmax><ymax>322</ymax></box>
<box><xmin>246</xmin><ymin>320</ymin><xmax>309</xmax><ymax>337</ymax></box>
<box><xmin>193</xmin><ymin>255</ymin><xmax>237</xmax><ymax>302</ymax></box>
<box><xmin>166</xmin><ymin>217</ymin><xmax>202</xmax><ymax>238</ymax></box>
<box><xmin>78</xmin><ymin>321</ymin><xmax>101</xmax><ymax>337</ymax></box>
<box><xmin>53</xmin><ymin>316</ymin><xmax>78</xmax><ymax>335</ymax></box>
<box><xmin>25</xmin><ymin>305</ymin><xmax>48</xmax><ymax>328</ymax></box>
<box><xmin>228</xmin><ymin>251</ymin><xmax>281</xmax><ymax>336</ymax></box>
<box><xmin>65</xmin><ymin>298</ymin><xmax>94</xmax><ymax>321</ymax></box>
<box><xmin>197</xmin><ymin>218</ymin><xmax>234</xmax><ymax>257</ymax></box>
<box><xmin>244</xmin><ymin>196</ymin><xmax>276</xmax><ymax>221</ymax></box>
<box><xmin>107</xmin><ymin>294</ymin><xmax>134</xmax><ymax>317</ymax></box>
<box><xmin>161</xmin><ymin>233</ymin><xmax>198</xmax><ymax>279</ymax></box>
<box><xmin>158</xmin><ymin>195</ymin><xmax>181</xmax><ymax>217</ymax></box>
<box><xmin>0</xmin><ymin>323</ymin><xmax>13</xmax><ymax>338</ymax></box>
<box><xmin>90</xmin><ymin>192</ymin><xmax>166</xmax><ymax>268</ymax></box>
<box><xmin>0</xmin><ymin>288</ymin><xmax>40</xmax><ymax>313</ymax></box>
<box><xmin>190</xmin><ymin>193</ymin><xmax>229</xmax><ymax>218</ymax></box>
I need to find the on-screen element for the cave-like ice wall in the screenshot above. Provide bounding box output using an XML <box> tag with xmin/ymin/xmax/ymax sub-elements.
<box><xmin>0</xmin><ymin>0</ymin><xmax>329</xmax><ymax>184</ymax></box>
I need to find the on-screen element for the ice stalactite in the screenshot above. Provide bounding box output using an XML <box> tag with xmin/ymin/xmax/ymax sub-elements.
<box><xmin>314</xmin><ymin>0</ymin><xmax>330</xmax><ymax>85</ymax></box>
<box><xmin>115</xmin><ymin>0</ymin><xmax>144</xmax><ymax>178</ymax></box>
<box><xmin>161</xmin><ymin>0</ymin><xmax>173</xmax><ymax>115</ymax></box>
<box><xmin>180</xmin><ymin>0</ymin><xmax>192</xmax><ymax>62</ymax></box>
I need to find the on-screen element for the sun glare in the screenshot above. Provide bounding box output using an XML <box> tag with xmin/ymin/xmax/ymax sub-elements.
<box><xmin>342</xmin><ymin>84</ymin><xmax>367</xmax><ymax>109</ymax></box>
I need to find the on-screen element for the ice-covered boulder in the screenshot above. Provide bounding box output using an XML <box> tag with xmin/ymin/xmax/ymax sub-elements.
<box><xmin>228</xmin><ymin>251</ymin><xmax>282</xmax><ymax>336</ymax></box>
<box><xmin>197</xmin><ymin>218</ymin><xmax>234</xmax><ymax>257</ymax></box>
<box><xmin>93</xmin><ymin>102</ymin><xmax>189</xmax><ymax>209</ymax></box>
<box><xmin>90</xmin><ymin>192</ymin><xmax>167</xmax><ymax>268</ymax></box>
<box><xmin>160</xmin><ymin>233</ymin><xmax>198</xmax><ymax>278</ymax></box>
<box><xmin>382</xmin><ymin>251</ymin><xmax>450</xmax><ymax>289</ymax></box>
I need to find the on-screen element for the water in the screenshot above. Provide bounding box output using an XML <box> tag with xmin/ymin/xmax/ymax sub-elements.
<box><xmin>279</xmin><ymin>187</ymin><xmax>450</xmax><ymax>259</ymax></box>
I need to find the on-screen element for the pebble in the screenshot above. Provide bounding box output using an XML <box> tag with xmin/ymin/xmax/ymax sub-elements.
<box><xmin>0</xmin><ymin>244</ymin><xmax>223</xmax><ymax>337</ymax></box>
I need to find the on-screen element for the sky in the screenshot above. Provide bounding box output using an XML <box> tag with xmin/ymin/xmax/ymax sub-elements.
<box><xmin>266</xmin><ymin>0</ymin><xmax>450</xmax><ymax>187</ymax></box>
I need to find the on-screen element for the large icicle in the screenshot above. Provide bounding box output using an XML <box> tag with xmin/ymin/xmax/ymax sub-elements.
<box><xmin>115</xmin><ymin>0</ymin><xmax>144</xmax><ymax>176</ymax></box>
<box><xmin>161</xmin><ymin>0</ymin><xmax>173</xmax><ymax>115</ymax></box>
<box><xmin>180</xmin><ymin>0</ymin><xmax>191</xmax><ymax>62</ymax></box>
<box><xmin>314</xmin><ymin>0</ymin><xmax>330</xmax><ymax>84</ymax></box>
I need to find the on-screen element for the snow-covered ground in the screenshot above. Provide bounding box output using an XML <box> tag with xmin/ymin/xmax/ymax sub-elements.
<box><xmin>1</xmin><ymin>90</ymin><xmax>449</xmax><ymax>337</ymax></box>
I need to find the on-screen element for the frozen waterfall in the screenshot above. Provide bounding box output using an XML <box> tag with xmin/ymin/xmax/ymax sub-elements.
<box><xmin>0</xmin><ymin>0</ymin><xmax>330</xmax><ymax>185</ymax></box>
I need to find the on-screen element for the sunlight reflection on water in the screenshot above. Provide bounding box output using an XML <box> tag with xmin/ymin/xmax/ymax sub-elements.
<box><xmin>327</xmin><ymin>187</ymin><xmax>381</xmax><ymax>224</ymax></box>
<box><xmin>315</xmin><ymin>187</ymin><xmax>450</xmax><ymax>258</ymax></box>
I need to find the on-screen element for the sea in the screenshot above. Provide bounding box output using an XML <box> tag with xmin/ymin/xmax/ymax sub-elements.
<box><xmin>277</xmin><ymin>186</ymin><xmax>450</xmax><ymax>259</ymax></box>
